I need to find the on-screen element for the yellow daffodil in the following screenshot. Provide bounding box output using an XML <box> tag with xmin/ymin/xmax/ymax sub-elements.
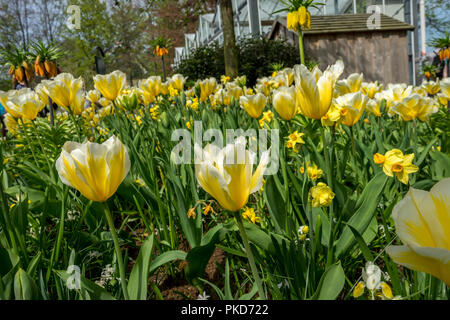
<box><xmin>194</xmin><ymin>136</ymin><xmax>270</xmax><ymax>212</ymax></box>
<box><xmin>203</xmin><ymin>203</ymin><xmax>214</xmax><ymax>216</ymax></box>
<box><xmin>286</xmin><ymin>131</ymin><xmax>305</xmax><ymax>151</ymax></box>
<box><xmin>294</xmin><ymin>60</ymin><xmax>344</xmax><ymax>120</ymax></box>
<box><xmin>421</xmin><ymin>80</ymin><xmax>440</xmax><ymax>95</ymax></box>
<box><xmin>273</xmin><ymin>86</ymin><xmax>296</xmax><ymax>120</ymax></box>
<box><xmin>187</xmin><ymin>207</ymin><xmax>196</xmax><ymax>219</ymax></box>
<box><xmin>386</xmin><ymin>178</ymin><xmax>450</xmax><ymax>286</ymax></box>
<box><xmin>56</xmin><ymin>135</ymin><xmax>131</xmax><ymax>202</ymax></box>
<box><xmin>0</xmin><ymin>88</ymin><xmax>44</xmax><ymax>120</ymax></box>
<box><xmin>240</xmin><ymin>93</ymin><xmax>267</xmax><ymax>119</ymax></box>
<box><xmin>310</xmin><ymin>182</ymin><xmax>335</xmax><ymax>207</ymax></box>
<box><xmin>188</xmin><ymin>97</ymin><xmax>199</xmax><ymax>110</ymax></box>
<box><xmin>307</xmin><ymin>163</ymin><xmax>323</xmax><ymax>181</ymax></box>
<box><xmin>94</xmin><ymin>70</ymin><xmax>126</xmax><ymax>101</ymax></box>
<box><xmin>259</xmin><ymin>110</ymin><xmax>274</xmax><ymax>128</ymax></box>
<box><xmin>377</xmin><ymin>149</ymin><xmax>418</xmax><ymax>185</ymax></box>
<box><xmin>373</xmin><ymin>153</ymin><xmax>385</xmax><ymax>164</ymax></box>
<box><xmin>242</xmin><ymin>207</ymin><xmax>261</xmax><ymax>224</ymax></box>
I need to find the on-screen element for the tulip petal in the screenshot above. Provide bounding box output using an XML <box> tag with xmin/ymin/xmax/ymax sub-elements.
<box><xmin>386</xmin><ymin>245</ymin><xmax>450</xmax><ymax>286</ymax></box>
<box><xmin>249</xmin><ymin>149</ymin><xmax>270</xmax><ymax>193</ymax></box>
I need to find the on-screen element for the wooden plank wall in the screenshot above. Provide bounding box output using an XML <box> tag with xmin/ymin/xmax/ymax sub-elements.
<box><xmin>274</xmin><ymin>25</ymin><xmax>410</xmax><ymax>84</ymax></box>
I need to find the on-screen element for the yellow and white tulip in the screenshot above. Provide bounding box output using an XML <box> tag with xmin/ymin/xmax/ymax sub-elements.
<box><xmin>56</xmin><ymin>135</ymin><xmax>131</xmax><ymax>202</ymax></box>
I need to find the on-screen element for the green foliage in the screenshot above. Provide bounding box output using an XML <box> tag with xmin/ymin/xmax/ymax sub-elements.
<box><xmin>174</xmin><ymin>36</ymin><xmax>303</xmax><ymax>87</ymax></box>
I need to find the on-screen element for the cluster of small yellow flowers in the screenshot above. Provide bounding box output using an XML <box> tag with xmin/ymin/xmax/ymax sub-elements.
<box><xmin>298</xmin><ymin>225</ymin><xmax>309</xmax><ymax>241</ymax></box>
<box><xmin>310</xmin><ymin>183</ymin><xmax>335</xmax><ymax>207</ymax></box>
<box><xmin>286</xmin><ymin>131</ymin><xmax>305</xmax><ymax>152</ymax></box>
<box><xmin>186</xmin><ymin>97</ymin><xmax>199</xmax><ymax>110</ymax></box>
<box><xmin>149</xmin><ymin>105</ymin><xmax>159</xmax><ymax>120</ymax></box>
<box><xmin>259</xmin><ymin>110</ymin><xmax>274</xmax><ymax>128</ymax></box>
<box><xmin>373</xmin><ymin>149</ymin><xmax>418</xmax><ymax>185</ymax></box>
<box><xmin>242</xmin><ymin>207</ymin><xmax>261</xmax><ymax>224</ymax></box>
<box><xmin>97</xmin><ymin>126</ymin><xmax>110</xmax><ymax>137</ymax></box>
<box><xmin>134</xmin><ymin>115</ymin><xmax>143</xmax><ymax>126</ymax></box>
<box><xmin>82</xmin><ymin>106</ymin><xmax>96</xmax><ymax>122</ymax></box>
<box><xmin>186</xmin><ymin>116</ymin><xmax>194</xmax><ymax>129</ymax></box>
<box><xmin>169</xmin><ymin>85</ymin><xmax>179</xmax><ymax>97</ymax></box>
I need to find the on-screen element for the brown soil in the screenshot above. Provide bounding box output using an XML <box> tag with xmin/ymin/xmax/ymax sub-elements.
<box><xmin>156</xmin><ymin>247</ymin><xmax>226</xmax><ymax>300</ymax></box>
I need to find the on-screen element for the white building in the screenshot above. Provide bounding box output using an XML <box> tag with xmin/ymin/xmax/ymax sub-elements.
<box><xmin>174</xmin><ymin>0</ymin><xmax>421</xmax><ymax>83</ymax></box>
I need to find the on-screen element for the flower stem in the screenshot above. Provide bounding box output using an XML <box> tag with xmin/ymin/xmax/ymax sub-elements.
<box><xmin>350</xmin><ymin>126</ymin><xmax>359</xmax><ymax>189</ymax></box>
<box><xmin>234</xmin><ymin>212</ymin><xmax>266</xmax><ymax>299</ymax></box>
<box><xmin>103</xmin><ymin>202</ymin><xmax>129</xmax><ymax>300</ymax></box>
<box><xmin>298</xmin><ymin>28</ymin><xmax>305</xmax><ymax>65</ymax></box>
<box><xmin>321</xmin><ymin>125</ymin><xmax>335</xmax><ymax>268</ymax></box>
<box><xmin>69</xmin><ymin>111</ymin><xmax>83</xmax><ymax>142</ymax></box>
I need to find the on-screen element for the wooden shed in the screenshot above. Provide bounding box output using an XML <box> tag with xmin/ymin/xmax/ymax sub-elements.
<box><xmin>268</xmin><ymin>14</ymin><xmax>415</xmax><ymax>84</ymax></box>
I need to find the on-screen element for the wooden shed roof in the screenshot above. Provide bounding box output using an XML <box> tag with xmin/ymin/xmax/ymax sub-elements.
<box><xmin>268</xmin><ymin>13</ymin><xmax>415</xmax><ymax>38</ymax></box>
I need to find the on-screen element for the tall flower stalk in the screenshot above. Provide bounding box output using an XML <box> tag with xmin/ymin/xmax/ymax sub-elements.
<box><xmin>55</xmin><ymin>136</ymin><xmax>131</xmax><ymax>299</ymax></box>
<box><xmin>194</xmin><ymin>137</ymin><xmax>270</xmax><ymax>298</ymax></box>
<box><xmin>275</xmin><ymin>1</ymin><xmax>323</xmax><ymax>65</ymax></box>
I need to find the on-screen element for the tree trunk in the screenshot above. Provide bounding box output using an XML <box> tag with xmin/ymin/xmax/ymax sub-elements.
<box><xmin>220</xmin><ymin>0</ymin><xmax>238</xmax><ymax>78</ymax></box>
